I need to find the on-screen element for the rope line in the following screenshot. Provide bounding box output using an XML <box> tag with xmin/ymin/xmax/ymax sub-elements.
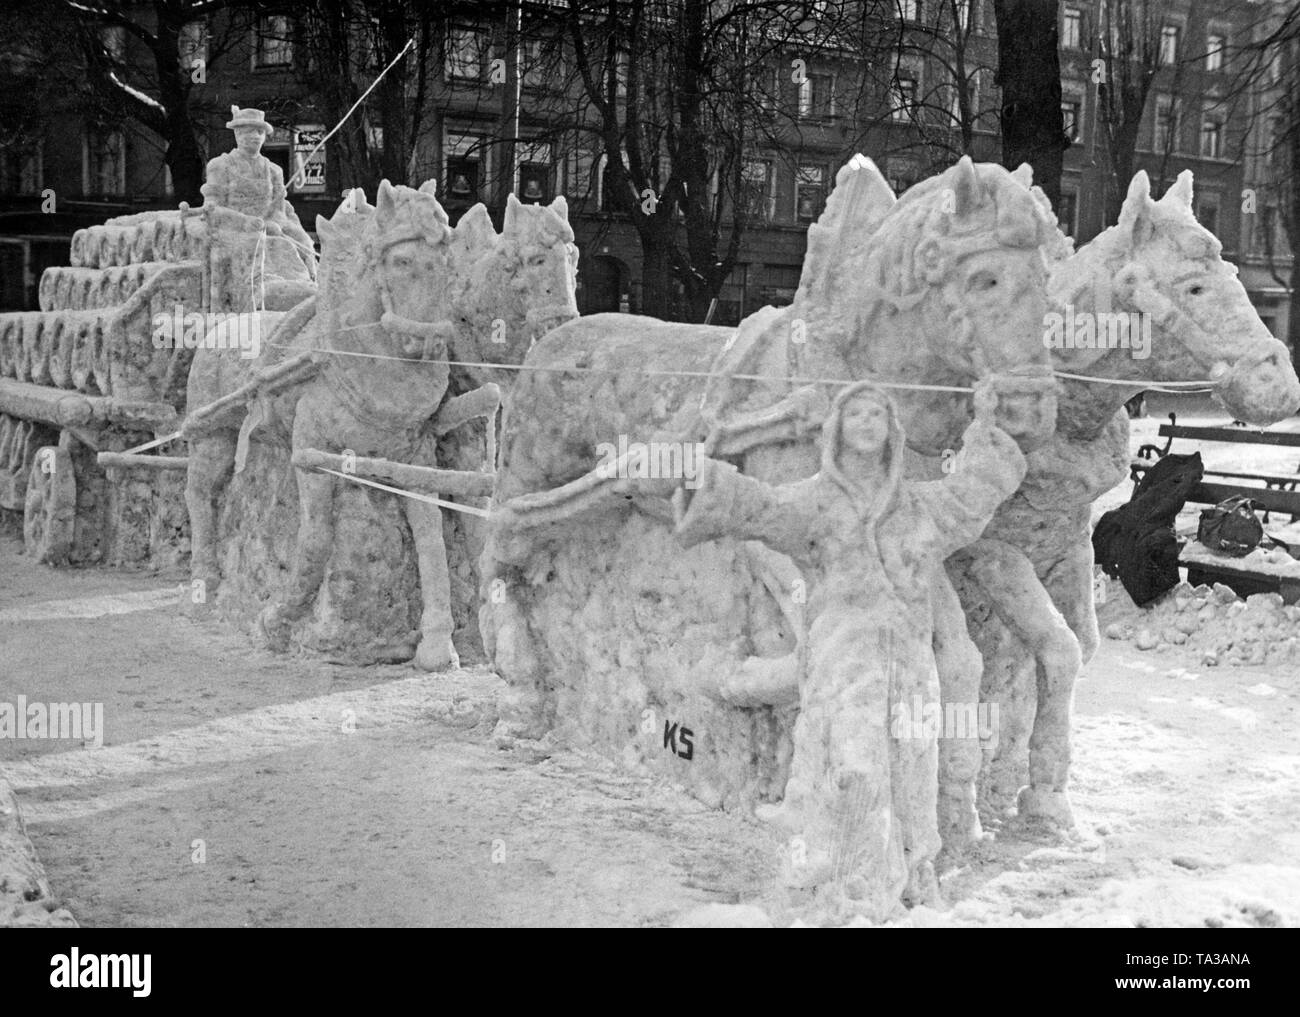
<box><xmin>265</xmin><ymin>340</ymin><xmax>1222</xmax><ymax>396</ymax></box>
<box><xmin>1053</xmin><ymin>370</ymin><xmax>1216</xmax><ymax>392</ymax></box>
<box><xmin>314</xmin><ymin>466</ymin><xmax>492</xmax><ymax>518</ymax></box>
<box><xmin>265</xmin><ymin>341</ymin><xmax>977</xmax><ymax>392</ymax></box>
<box><xmin>121</xmin><ymin>431</ymin><xmax>183</xmax><ymax>456</ymax></box>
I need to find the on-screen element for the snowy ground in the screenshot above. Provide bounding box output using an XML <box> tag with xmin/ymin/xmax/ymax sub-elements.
<box><xmin>0</xmin><ymin>392</ymin><xmax>1297</xmax><ymax>927</ymax></box>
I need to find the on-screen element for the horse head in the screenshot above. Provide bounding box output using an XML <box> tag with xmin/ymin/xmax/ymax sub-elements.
<box><xmin>1051</xmin><ymin>170</ymin><xmax>1300</xmax><ymax>431</ymax></box>
<box><xmin>502</xmin><ymin>193</ymin><xmax>580</xmax><ymax>345</ymax></box>
<box><xmin>809</xmin><ymin>156</ymin><xmax>1066</xmax><ymax>456</ymax></box>
<box><xmin>317</xmin><ymin>179</ymin><xmax>455</xmax><ymax>361</ymax></box>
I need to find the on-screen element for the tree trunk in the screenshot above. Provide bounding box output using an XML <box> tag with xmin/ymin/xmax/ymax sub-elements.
<box><xmin>165</xmin><ymin>125</ymin><xmax>205</xmax><ymax>204</ymax></box>
<box><xmin>993</xmin><ymin>0</ymin><xmax>1065</xmax><ymax>212</ymax></box>
<box><xmin>639</xmin><ymin>231</ymin><xmax>675</xmax><ymax>320</ymax></box>
<box><xmin>378</xmin><ymin>3</ymin><xmax>410</xmax><ymax>185</ymax></box>
<box><xmin>153</xmin><ymin>16</ymin><xmax>203</xmax><ymax>205</ymax></box>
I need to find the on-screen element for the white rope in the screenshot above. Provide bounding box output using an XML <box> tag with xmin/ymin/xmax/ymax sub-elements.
<box><xmin>314</xmin><ymin>466</ymin><xmax>492</xmax><ymax>518</ymax></box>
<box><xmin>121</xmin><ymin>430</ymin><xmax>183</xmax><ymax>456</ymax></box>
<box><xmin>1053</xmin><ymin>370</ymin><xmax>1215</xmax><ymax>392</ymax></box>
<box><xmin>269</xmin><ymin>339</ymin><xmax>1218</xmax><ymax>397</ymax></box>
<box><xmin>266</xmin><ymin>341</ymin><xmax>976</xmax><ymax>392</ymax></box>
<box><xmin>287</xmin><ymin>36</ymin><xmax>416</xmax><ymax>189</ymax></box>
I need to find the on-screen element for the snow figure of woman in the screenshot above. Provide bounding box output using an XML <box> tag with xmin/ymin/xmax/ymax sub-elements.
<box><xmin>672</xmin><ymin>380</ymin><xmax>1027</xmax><ymax>919</ymax></box>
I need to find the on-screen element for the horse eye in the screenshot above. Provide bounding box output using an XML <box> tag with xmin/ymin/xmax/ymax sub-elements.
<box><xmin>1189</xmin><ymin>284</ymin><xmax>1204</xmax><ymax>296</ymax></box>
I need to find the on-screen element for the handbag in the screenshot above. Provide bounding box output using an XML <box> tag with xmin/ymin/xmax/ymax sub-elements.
<box><xmin>1196</xmin><ymin>496</ymin><xmax>1265</xmax><ymax>557</ymax></box>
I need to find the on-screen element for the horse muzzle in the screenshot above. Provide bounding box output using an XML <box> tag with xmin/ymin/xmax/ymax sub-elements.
<box><xmin>1212</xmin><ymin>337</ymin><xmax>1300</xmax><ymax>427</ymax></box>
<box><xmin>985</xmin><ymin>367</ymin><xmax>1058</xmax><ymax>453</ymax></box>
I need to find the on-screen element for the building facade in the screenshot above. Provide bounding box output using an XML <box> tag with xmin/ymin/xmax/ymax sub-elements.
<box><xmin>0</xmin><ymin>0</ymin><xmax>1291</xmax><ymax>338</ymax></box>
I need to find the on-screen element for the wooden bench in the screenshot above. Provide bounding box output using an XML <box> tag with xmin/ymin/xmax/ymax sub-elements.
<box><xmin>1129</xmin><ymin>412</ymin><xmax>1300</xmax><ymax>602</ymax></box>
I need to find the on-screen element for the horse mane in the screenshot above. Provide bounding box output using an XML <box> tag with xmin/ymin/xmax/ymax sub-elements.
<box><xmin>793</xmin><ymin>154</ymin><xmax>897</xmax><ymax>314</ymax></box>
<box><xmin>314</xmin><ymin>190</ymin><xmax>375</xmax><ymax>317</ymax></box>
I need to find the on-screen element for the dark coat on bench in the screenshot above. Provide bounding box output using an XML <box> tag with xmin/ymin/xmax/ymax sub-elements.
<box><xmin>1092</xmin><ymin>452</ymin><xmax>1205</xmax><ymax>606</ymax></box>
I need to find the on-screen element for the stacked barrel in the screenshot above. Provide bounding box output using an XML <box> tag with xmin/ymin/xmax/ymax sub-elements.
<box><xmin>0</xmin><ymin>209</ymin><xmax>202</xmax><ymax>566</ymax></box>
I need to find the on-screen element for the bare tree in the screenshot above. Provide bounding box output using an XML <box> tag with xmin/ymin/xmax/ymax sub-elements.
<box><xmin>54</xmin><ymin>0</ymin><xmax>259</xmax><ymax>203</ymax></box>
<box><xmin>1092</xmin><ymin>0</ymin><xmax>1177</xmax><ymax>223</ymax></box>
<box><xmin>289</xmin><ymin>0</ymin><xmax>450</xmax><ymax>192</ymax></box>
<box><xmin>524</xmin><ymin>0</ymin><xmax>866</xmax><ymax>321</ymax></box>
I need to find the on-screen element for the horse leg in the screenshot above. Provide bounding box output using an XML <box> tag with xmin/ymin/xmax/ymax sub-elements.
<box><xmin>183</xmin><ymin>433</ymin><xmax>237</xmax><ymax>611</ymax></box>
<box><xmin>954</xmin><ymin>538</ymin><xmax>1081</xmax><ymax>829</ymax></box>
<box><xmin>403</xmin><ymin>496</ymin><xmax>458</xmax><ymax>672</ymax></box>
<box><xmin>257</xmin><ymin>467</ymin><xmax>335</xmax><ymax>652</ymax></box>
<box><xmin>932</xmin><ymin>566</ymin><xmax>986</xmax><ymax>858</ymax></box>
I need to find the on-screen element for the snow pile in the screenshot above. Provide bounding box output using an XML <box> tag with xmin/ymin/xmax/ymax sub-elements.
<box><xmin>1098</xmin><ymin>578</ymin><xmax>1300</xmax><ymax>667</ymax></box>
<box><xmin>0</xmin><ymin>778</ymin><xmax>77</xmax><ymax>928</ymax></box>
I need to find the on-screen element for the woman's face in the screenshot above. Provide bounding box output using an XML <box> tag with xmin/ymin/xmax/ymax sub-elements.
<box><xmin>838</xmin><ymin>395</ymin><xmax>890</xmax><ymax>455</ymax></box>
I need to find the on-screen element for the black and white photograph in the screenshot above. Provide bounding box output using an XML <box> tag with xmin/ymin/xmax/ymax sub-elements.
<box><xmin>0</xmin><ymin>0</ymin><xmax>1296</xmax><ymax>965</ymax></box>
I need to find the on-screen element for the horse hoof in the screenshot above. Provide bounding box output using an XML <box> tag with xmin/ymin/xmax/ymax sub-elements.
<box><xmin>1016</xmin><ymin>787</ymin><xmax>1075</xmax><ymax>829</ymax></box>
<box><xmin>257</xmin><ymin>604</ymin><xmax>291</xmax><ymax>653</ymax></box>
<box><xmin>414</xmin><ymin>639</ymin><xmax>458</xmax><ymax>672</ymax></box>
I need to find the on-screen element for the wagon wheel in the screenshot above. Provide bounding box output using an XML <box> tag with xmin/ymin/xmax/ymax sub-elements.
<box><xmin>23</xmin><ymin>440</ymin><xmax>75</xmax><ymax>565</ymax></box>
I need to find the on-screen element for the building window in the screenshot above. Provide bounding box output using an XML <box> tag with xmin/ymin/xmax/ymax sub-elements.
<box><xmin>1062</xmin><ymin>100</ymin><xmax>1081</xmax><ymax>142</ymax></box>
<box><xmin>1205</xmin><ymin>33</ymin><xmax>1224</xmax><ymax>73</ymax></box>
<box><xmin>1155</xmin><ymin>95</ymin><xmax>1179</xmax><ymax>151</ymax></box>
<box><xmin>179</xmin><ymin>20</ymin><xmax>208</xmax><ymax>71</ymax></box>
<box><xmin>797</xmin><ymin>72</ymin><xmax>834</xmax><ymax>119</ymax></box>
<box><xmin>446</xmin><ymin>28</ymin><xmax>484</xmax><ymax>80</ymax></box>
<box><xmin>898</xmin><ymin>0</ymin><xmax>921</xmax><ymax>22</ymax></box>
<box><xmin>796</xmin><ymin>162</ymin><xmax>827</xmax><ymax>223</ymax></box>
<box><xmin>886</xmin><ymin>158</ymin><xmax>917</xmax><ymax>196</ymax></box>
<box><xmin>760</xmin><ymin>65</ymin><xmax>781</xmax><ymax>112</ymax></box>
<box><xmin>0</xmin><ymin>144</ymin><xmax>42</xmax><ymax>195</ymax></box>
<box><xmin>1062</xmin><ymin>8</ymin><xmax>1081</xmax><ymax>50</ymax></box>
<box><xmin>83</xmin><ymin>126</ymin><xmax>125</xmax><ymax>196</ymax></box>
<box><xmin>1200</xmin><ymin>114</ymin><xmax>1223</xmax><ymax>158</ymax></box>
<box><xmin>254</xmin><ymin>15</ymin><xmax>293</xmax><ymax>68</ymax></box>
<box><xmin>1196</xmin><ymin>197</ymin><xmax>1219</xmax><ymax>235</ymax></box>
<box><xmin>445</xmin><ymin>131</ymin><xmax>486</xmax><ymax>206</ymax></box>
<box><xmin>1159</xmin><ymin>24</ymin><xmax>1179</xmax><ymax>66</ymax></box>
<box><xmin>522</xmin><ymin>37</ymin><xmax>559</xmax><ymax>90</ymax></box>
<box><xmin>954</xmin><ymin>0</ymin><xmax>971</xmax><ymax>31</ymax></box>
<box><xmin>891</xmin><ymin>73</ymin><xmax>919</xmax><ymax>121</ymax></box>
<box><xmin>517</xmin><ymin>142</ymin><xmax>553</xmax><ymax>203</ymax></box>
<box><xmin>739</xmin><ymin>159</ymin><xmax>775</xmax><ymax>221</ymax></box>
<box><xmin>1058</xmin><ymin>191</ymin><xmax>1078</xmax><ymax>238</ymax></box>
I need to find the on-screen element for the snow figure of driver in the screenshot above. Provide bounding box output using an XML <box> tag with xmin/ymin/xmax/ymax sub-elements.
<box><xmin>673</xmin><ymin>380</ymin><xmax>1027</xmax><ymax>920</ymax></box>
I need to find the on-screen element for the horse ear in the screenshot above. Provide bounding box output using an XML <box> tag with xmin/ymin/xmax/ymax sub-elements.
<box><xmin>1117</xmin><ymin>170</ymin><xmax>1152</xmax><ymax>242</ymax></box>
<box><xmin>504</xmin><ymin>192</ymin><xmax>522</xmax><ymax>231</ymax></box>
<box><xmin>549</xmin><ymin>194</ymin><xmax>569</xmax><ymax>221</ymax></box>
<box><xmin>1011</xmin><ymin>163</ymin><xmax>1034</xmax><ymax>189</ymax></box>
<box><xmin>418</xmin><ymin>178</ymin><xmax>438</xmax><ymax>197</ymax></box>
<box><xmin>1160</xmin><ymin>169</ymin><xmax>1194</xmax><ymax>210</ymax></box>
<box><xmin>952</xmin><ymin>155</ymin><xmax>980</xmax><ymax>217</ymax></box>
<box><xmin>376</xmin><ymin>180</ymin><xmax>398</xmax><ymax>220</ymax></box>
<box><xmin>315</xmin><ymin>216</ymin><xmax>334</xmax><ymax>242</ymax></box>
<box><xmin>454</xmin><ymin>203</ymin><xmax>497</xmax><ymax>250</ymax></box>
